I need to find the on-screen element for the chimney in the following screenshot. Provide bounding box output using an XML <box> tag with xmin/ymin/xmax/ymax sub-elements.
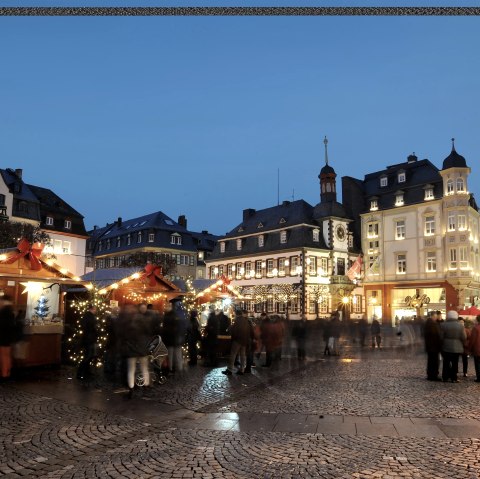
<box><xmin>14</xmin><ymin>168</ymin><xmax>22</xmax><ymax>179</ymax></box>
<box><xmin>93</xmin><ymin>225</ymin><xmax>98</xmax><ymax>230</ymax></box>
<box><xmin>178</xmin><ymin>215</ymin><xmax>187</xmax><ymax>229</ymax></box>
<box><xmin>117</xmin><ymin>217</ymin><xmax>122</xmax><ymax>227</ymax></box>
<box><xmin>201</xmin><ymin>230</ymin><xmax>208</xmax><ymax>235</ymax></box>
<box><xmin>282</xmin><ymin>200</ymin><xmax>291</xmax><ymax>206</ymax></box>
<box><xmin>243</xmin><ymin>208</ymin><xmax>256</xmax><ymax>221</ymax></box>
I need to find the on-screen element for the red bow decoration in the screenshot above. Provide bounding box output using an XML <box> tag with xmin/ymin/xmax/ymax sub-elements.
<box><xmin>2</xmin><ymin>238</ymin><xmax>45</xmax><ymax>271</ymax></box>
<box><xmin>217</xmin><ymin>275</ymin><xmax>231</xmax><ymax>293</ymax></box>
<box><xmin>141</xmin><ymin>263</ymin><xmax>163</xmax><ymax>287</ymax></box>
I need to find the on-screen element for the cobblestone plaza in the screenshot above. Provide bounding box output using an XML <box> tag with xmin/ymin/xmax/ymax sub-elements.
<box><xmin>1</xmin><ymin>341</ymin><xmax>480</xmax><ymax>478</ymax></box>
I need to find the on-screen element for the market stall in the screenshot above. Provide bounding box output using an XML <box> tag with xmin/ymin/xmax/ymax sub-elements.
<box><xmin>0</xmin><ymin>239</ymin><xmax>88</xmax><ymax>367</ymax></box>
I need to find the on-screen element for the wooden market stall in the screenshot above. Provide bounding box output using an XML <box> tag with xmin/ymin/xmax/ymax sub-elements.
<box><xmin>0</xmin><ymin>239</ymin><xmax>89</xmax><ymax>367</ymax></box>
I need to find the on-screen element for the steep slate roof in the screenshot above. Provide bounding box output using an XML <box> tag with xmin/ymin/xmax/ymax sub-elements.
<box><xmin>0</xmin><ymin>169</ymin><xmax>41</xmax><ymax>221</ymax></box>
<box><xmin>27</xmin><ymin>184</ymin><xmax>88</xmax><ymax>237</ymax></box>
<box><xmin>209</xmin><ymin>200</ymin><xmax>341</xmax><ymax>261</ymax></box>
<box><xmin>81</xmin><ymin>267</ymin><xmax>143</xmax><ymax>289</ymax></box>
<box><xmin>361</xmin><ymin>158</ymin><xmax>443</xmax><ymax>212</ymax></box>
<box><xmin>88</xmin><ymin>211</ymin><xmax>199</xmax><ymax>256</ymax></box>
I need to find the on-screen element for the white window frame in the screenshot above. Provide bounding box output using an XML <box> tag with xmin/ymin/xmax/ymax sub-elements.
<box><xmin>313</xmin><ymin>229</ymin><xmax>319</xmax><ymax>242</ymax></box>
<box><xmin>448</xmin><ymin>214</ymin><xmax>456</xmax><ymax>231</ymax></box>
<box><xmin>245</xmin><ymin>261</ymin><xmax>252</xmax><ymax>278</ymax></box>
<box><xmin>380</xmin><ymin>176</ymin><xmax>388</xmax><ymax>187</ymax></box>
<box><xmin>148</xmin><ymin>233</ymin><xmax>155</xmax><ymax>243</ymax></box>
<box><xmin>398</xmin><ymin>172</ymin><xmax>406</xmax><ymax>183</ymax></box>
<box><xmin>54</xmin><ymin>239</ymin><xmax>62</xmax><ymax>254</ymax></box>
<box><xmin>46</xmin><ymin>216</ymin><xmax>54</xmax><ymax>226</ymax></box>
<box><xmin>370</xmin><ymin>200</ymin><xmax>378</xmax><ymax>211</ymax></box>
<box><xmin>258</xmin><ymin>235</ymin><xmax>264</xmax><ymax>247</ymax></box>
<box><xmin>64</xmin><ymin>219</ymin><xmax>72</xmax><ymax>229</ymax></box>
<box><xmin>116</xmin><ymin>237</ymin><xmax>121</xmax><ymax>248</ymax></box>
<box><xmin>457</xmin><ymin>215</ymin><xmax>467</xmax><ymax>231</ymax></box>
<box><xmin>290</xmin><ymin>256</ymin><xmax>299</xmax><ymax>276</ymax></box>
<box><xmin>449</xmin><ymin>248</ymin><xmax>457</xmax><ymax>269</ymax></box>
<box><xmin>280</xmin><ymin>230</ymin><xmax>287</xmax><ymax>244</ymax></box>
<box><xmin>309</xmin><ymin>256</ymin><xmax>316</xmax><ymax>275</ymax></box>
<box><xmin>227</xmin><ymin>263</ymin><xmax>233</xmax><ymax>278</ymax></box>
<box><xmin>266</xmin><ymin>259</ymin><xmax>274</xmax><ymax>276</ymax></box>
<box><xmin>236</xmin><ymin>238</ymin><xmax>242</xmax><ymax>251</ymax></box>
<box><xmin>456</xmin><ymin>178</ymin><xmax>465</xmax><ymax>192</ymax></box>
<box><xmin>367</xmin><ymin>222</ymin><xmax>379</xmax><ymax>238</ymax></box>
<box><xmin>137</xmin><ymin>232</ymin><xmax>142</xmax><ymax>243</ymax></box>
<box><xmin>395</xmin><ymin>193</ymin><xmax>404</xmax><ymax>206</ymax></box>
<box><xmin>426</xmin><ymin>251</ymin><xmax>436</xmax><ymax>272</ymax></box>
<box><xmin>459</xmin><ymin>246</ymin><xmax>468</xmax><ymax>269</ymax></box>
<box><xmin>396</xmin><ymin>254</ymin><xmax>406</xmax><ymax>274</ymax></box>
<box><xmin>447</xmin><ymin>179</ymin><xmax>454</xmax><ymax>195</ymax></box>
<box><xmin>255</xmin><ymin>260</ymin><xmax>263</xmax><ymax>278</ymax></box>
<box><xmin>395</xmin><ymin>220</ymin><xmax>406</xmax><ymax>240</ymax></box>
<box><xmin>127</xmin><ymin>234</ymin><xmax>131</xmax><ymax>246</ymax></box>
<box><xmin>424</xmin><ymin>188</ymin><xmax>434</xmax><ymax>200</ymax></box>
<box><xmin>425</xmin><ymin>216</ymin><xmax>435</xmax><ymax>236</ymax></box>
<box><xmin>220</xmin><ymin>242</ymin><xmax>225</xmax><ymax>253</ymax></box>
<box><xmin>278</xmin><ymin>258</ymin><xmax>286</xmax><ymax>276</ymax></box>
<box><xmin>319</xmin><ymin>257</ymin><xmax>328</xmax><ymax>276</ymax></box>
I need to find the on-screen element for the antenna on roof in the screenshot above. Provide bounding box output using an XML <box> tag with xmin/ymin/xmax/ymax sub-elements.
<box><xmin>277</xmin><ymin>168</ymin><xmax>280</xmax><ymax>206</ymax></box>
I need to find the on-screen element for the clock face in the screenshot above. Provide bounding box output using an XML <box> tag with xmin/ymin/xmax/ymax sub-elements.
<box><xmin>335</xmin><ymin>224</ymin><xmax>346</xmax><ymax>241</ymax></box>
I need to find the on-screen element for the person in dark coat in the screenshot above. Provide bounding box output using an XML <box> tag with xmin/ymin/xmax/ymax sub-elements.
<box><xmin>76</xmin><ymin>304</ymin><xmax>98</xmax><ymax>380</ymax></box>
<box><xmin>323</xmin><ymin>318</ymin><xmax>332</xmax><ymax>355</ymax></box>
<box><xmin>104</xmin><ymin>306</ymin><xmax>120</xmax><ymax>376</ymax></box>
<box><xmin>119</xmin><ymin>304</ymin><xmax>152</xmax><ymax>397</ymax></box>
<box><xmin>187</xmin><ymin>310</ymin><xmax>201</xmax><ymax>366</ymax></box>
<box><xmin>358</xmin><ymin>315</ymin><xmax>368</xmax><ymax>348</ymax></box>
<box><xmin>371</xmin><ymin>317</ymin><xmax>382</xmax><ymax>349</ymax></box>
<box><xmin>161</xmin><ymin>301</ymin><xmax>187</xmax><ymax>373</ymax></box>
<box><xmin>424</xmin><ymin>310</ymin><xmax>442</xmax><ymax>381</ymax></box>
<box><xmin>0</xmin><ymin>295</ymin><xmax>16</xmax><ymax>380</ymax></box>
<box><xmin>292</xmin><ymin>314</ymin><xmax>308</xmax><ymax>360</ymax></box>
<box><xmin>222</xmin><ymin>309</ymin><xmax>253</xmax><ymax>375</ymax></box>
<box><xmin>203</xmin><ymin>306</ymin><xmax>219</xmax><ymax>367</ymax></box>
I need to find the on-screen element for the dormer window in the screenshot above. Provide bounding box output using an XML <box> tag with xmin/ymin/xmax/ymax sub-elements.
<box><xmin>170</xmin><ymin>233</ymin><xmax>182</xmax><ymax>245</ymax></box>
<box><xmin>220</xmin><ymin>242</ymin><xmax>225</xmax><ymax>253</ymax></box>
<box><xmin>116</xmin><ymin>237</ymin><xmax>121</xmax><ymax>247</ymax></box>
<box><xmin>313</xmin><ymin>229</ymin><xmax>320</xmax><ymax>242</ymax></box>
<box><xmin>395</xmin><ymin>192</ymin><xmax>404</xmax><ymax>206</ymax></box>
<box><xmin>280</xmin><ymin>230</ymin><xmax>287</xmax><ymax>244</ymax></box>
<box><xmin>127</xmin><ymin>234</ymin><xmax>131</xmax><ymax>245</ymax></box>
<box><xmin>64</xmin><ymin>220</ymin><xmax>71</xmax><ymax>229</ymax></box>
<box><xmin>46</xmin><ymin>216</ymin><xmax>54</xmax><ymax>226</ymax></box>
<box><xmin>424</xmin><ymin>187</ymin><xmax>434</xmax><ymax>200</ymax></box>
<box><xmin>238</xmin><ymin>226</ymin><xmax>244</xmax><ymax>232</ymax></box>
<box><xmin>137</xmin><ymin>231</ymin><xmax>142</xmax><ymax>243</ymax></box>
<box><xmin>398</xmin><ymin>171</ymin><xmax>406</xmax><ymax>183</ymax></box>
<box><xmin>456</xmin><ymin>178</ymin><xmax>465</xmax><ymax>192</ymax></box>
<box><xmin>370</xmin><ymin>199</ymin><xmax>378</xmax><ymax>211</ymax></box>
<box><xmin>236</xmin><ymin>238</ymin><xmax>242</xmax><ymax>251</ymax></box>
<box><xmin>148</xmin><ymin>233</ymin><xmax>155</xmax><ymax>243</ymax></box>
<box><xmin>258</xmin><ymin>235</ymin><xmax>264</xmax><ymax>247</ymax></box>
<box><xmin>380</xmin><ymin>176</ymin><xmax>388</xmax><ymax>187</ymax></box>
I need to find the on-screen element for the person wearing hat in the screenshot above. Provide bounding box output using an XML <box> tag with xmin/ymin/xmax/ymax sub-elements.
<box><xmin>440</xmin><ymin>310</ymin><xmax>466</xmax><ymax>383</ymax></box>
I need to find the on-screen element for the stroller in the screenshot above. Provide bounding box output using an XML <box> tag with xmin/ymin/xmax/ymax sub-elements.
<box><xmin>135</xmin><ymin>335</ymin><xmax>168</xmax><ymax>387</ymax></box>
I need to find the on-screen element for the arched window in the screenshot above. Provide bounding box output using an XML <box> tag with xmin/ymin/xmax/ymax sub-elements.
<box><xmin>447</xmin><ymin>179</ymin><xmax>454</xmax><ymax>194</ymax></box>
<box><xmin>456</xmin><ymin>178</ymin><xmax>465</xmax><ymax>192</ymax></box>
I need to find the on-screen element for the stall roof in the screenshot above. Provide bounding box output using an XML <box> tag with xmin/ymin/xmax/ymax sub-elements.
<box><xmin>81</xmin><ymin>267</ymin><xmax>143</xmax><ymax>289</ymax></box>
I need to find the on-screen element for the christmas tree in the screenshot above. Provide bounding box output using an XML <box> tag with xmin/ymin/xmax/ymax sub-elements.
<box><xmin>67</xmin><ymin>286</ymin><xmax>110</xmax><ymax>366</ymax></box>
<box><xmin>34</xmin><ymin>295</ymin><xmax>50</xmax><ymax>320</ymax></box>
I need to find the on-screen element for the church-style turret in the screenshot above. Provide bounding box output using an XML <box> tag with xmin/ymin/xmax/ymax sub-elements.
<box><xmin>319</xmin><ymin>136</ymin><xmax>337</xmax><ymax>203</ymax></box>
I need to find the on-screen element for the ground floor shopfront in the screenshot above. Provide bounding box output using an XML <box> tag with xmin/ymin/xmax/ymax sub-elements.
<box><xmin>363</xmin><ymin>280</ymin><xmax>473</xmax><ymax>325</ymax></box>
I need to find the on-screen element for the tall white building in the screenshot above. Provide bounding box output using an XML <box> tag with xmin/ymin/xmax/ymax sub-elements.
<box><xmin>342</xmin><ymin>140</ymin><xmax>480</xmax><ymax>324</ymax></box>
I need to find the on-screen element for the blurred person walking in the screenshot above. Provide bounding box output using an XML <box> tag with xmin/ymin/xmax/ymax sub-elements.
<box><xmin>468</xmin><ymin>315</ymin><xmax>480</xmax><ymax>382</ymax></box>
<box><xmin>424</xmin><ymin>310</ymin><xmax>442</xmax><ymax>381</ymax></box>
<box><xmin>187</xmin><ymin>310</ymin><xmax>201</xmax><ymax>366</ymax></box>
<box><xmin>441</xmin><ymin>310</ymin><xmax>466</xmax><ymax>383</ymax></box>
<box><xmin>203</xmin><ymin>306</ymin><xmax>219</xmax><ymax>367</ymax></box>
<box><xmin>371</xmin><ymin>317</ymin><xmax>382</xmax><ymax>349</ymax></box>
<box><xmin>292</xmin><ymin>314</ymin><xmax>308</xmax><ymax>360</ymax></box>
<box><xmin>161</xmin><ymin>301</ymin><xmax>187</xmax><ymax>374</ymax></box>
<box><xmin>222</xmin><ymin>309</ymin><xmax>253</xmax><ymax>376</ymax></box>
<box><xmin>0</xmin><ymin>295</ymin><xmax>16</xmax><ymax>380</ymax></box>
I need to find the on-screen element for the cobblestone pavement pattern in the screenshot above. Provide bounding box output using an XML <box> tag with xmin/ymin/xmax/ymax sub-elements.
<box><xmin>2</xmin><ymin>342</ymin><xmax>480</xmax><ymax>478</ymax></box>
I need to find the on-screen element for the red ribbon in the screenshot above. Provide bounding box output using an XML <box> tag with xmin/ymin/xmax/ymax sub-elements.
<box><xmin>142</xmin><ymin>263</ymin><xmax>163</xmax><ymax>287</ymax></box>
<box><xmin>3</xmin><ymin>238</ymin><xmax>44</xmax><ymax>271</ymax></box>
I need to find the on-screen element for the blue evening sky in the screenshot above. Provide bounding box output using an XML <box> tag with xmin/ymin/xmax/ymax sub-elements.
<box><xmin>1</xmin><ymin>8</ymin><xmax>480</xmax><ymax>235</ymax></box>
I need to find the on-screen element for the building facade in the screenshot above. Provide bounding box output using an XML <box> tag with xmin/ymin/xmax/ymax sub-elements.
<box><xmin>342</xmin><ymin>141</ymin><xmax>480</xmax><ymax>324</ymax></box>
<box><xmin>87</xmin><ymin>212</ymin><xmax>218</xmax><ymax>281</ymax></box>
<box><xmin>0</xmin><ymin>168</ymin><xmax>88</xmax><ymax>276</ymax></box>
<box><xmin>206</xmin><ymin>139</ymin><xmax>362</xmax><ymax>320</ymax></box>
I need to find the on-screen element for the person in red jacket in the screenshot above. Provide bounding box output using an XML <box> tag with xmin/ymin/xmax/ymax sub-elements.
<box><xmin>468</xmin><ymin>315</ymin><xmax>480</xmax><ymax>382</ymax></box>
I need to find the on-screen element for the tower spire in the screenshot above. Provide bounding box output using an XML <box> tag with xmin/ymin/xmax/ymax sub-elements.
<box><xmin>451</xmin><ymin>137</ymin><xmax>456</xmax><ymax>152</ymax></box>
<box><xmin>324</xmin><ymin>136</ymin><xmax>329</xmax><ymax>166</ymax></box>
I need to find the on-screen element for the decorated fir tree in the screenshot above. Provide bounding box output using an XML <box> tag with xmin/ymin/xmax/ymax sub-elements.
<box><xmin>67</xmin><ymin>286</ymin><xmax>110</xmax><ymax>366</ymax></box>
<box><xmin>34</xmin><ymin>295</ymin><xmax>50</xmax><ymax>320</ymax></box>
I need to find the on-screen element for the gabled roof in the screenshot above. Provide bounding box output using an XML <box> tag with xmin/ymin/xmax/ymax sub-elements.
<box><xmin>27</xmin><ymin>184</ymin><xmax>88</xmax><ymax>237</ymax></box>
<box><xmin>0</xmin><ymin>169</ymin><xmax>38</xmax><ymax>202</ymax></box>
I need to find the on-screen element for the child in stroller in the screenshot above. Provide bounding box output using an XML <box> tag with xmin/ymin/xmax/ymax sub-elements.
<box><xmin>135</xmin><ymin>335</ymin><xmax>168</xmax><ymax>387</ymax></box>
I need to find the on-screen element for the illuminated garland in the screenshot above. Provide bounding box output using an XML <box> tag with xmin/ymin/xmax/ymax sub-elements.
<box><xmin>181</xmin><ymin>276</ymin><xmax>197</xmax><ymax>314</ymax></box>
<box><xmin>66</xmin><ymin>287</ymin><xmax>111</xmax><ymax>366</ymax></box>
